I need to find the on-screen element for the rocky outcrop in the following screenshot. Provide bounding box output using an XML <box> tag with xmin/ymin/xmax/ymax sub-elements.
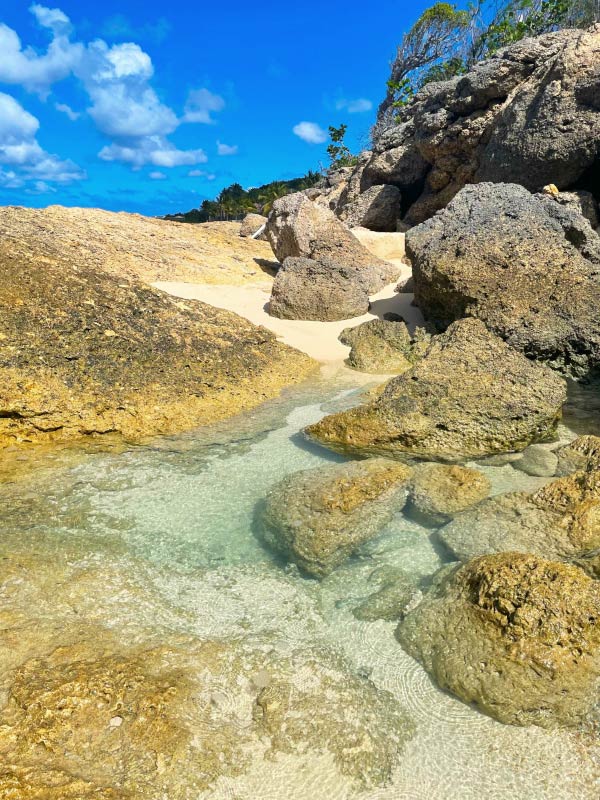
<box><xmin>406</xmin><ymin>463</ymin><xmax>491</xmax><ymax>527</ymax></box>
<box><xmin>339</xmin><ymin>318</ymin><xmax>430</xmax><ymax>373</ymax></box>
<box><xmin>260</xmin><ymin>459</ymin><xmax>412</xmax><ymax>577</ymax></box>
<box><xmin>555</xmin><ymin>435</ymin><xmax>600</xmax><ymax>476</ymax></box>
<box><xmin>306</xmin><ymin>318</ymin><xmax>566</xmax><ymax>461</ymax></box>
<box><xmin>269</xmin><ymin>257</ymin><xmax>369</xmax><ymax>321</ymax></box>
<box><xmin>439</xmin><ymin>469</ymin><xmax>600</xmax><ymax>576</ymax></box>
<box><xmin>406</xmin><ymin>182</ymin><xmax>600</xmax><ymax>379</ymax></box>
<box><xmin>266</xmin><ymin>193</ymin><xmax>401</xmax><ymax>293</ymax></box>
<box><xmin>398</xmin><ymin>553</ymin><xmax>600</xmax><ymax>728</ymax></box>
<box><xmin>240</xmin><ymin>212</ymin><xmax>268</xmax><ymax>238</ymax></box>
<box><xmin>341</xmin><ymin>185</ymin><xmax>402</xmax><ymax>231</ymax></box>
<box><xmin>343</xmin><ymin>26</ymin><xmax>600</xmax><ymax>227</ymax></box>
<box><xmin>0</xmin><ymin>215</ymin><xmax>316</xmax><ymax>452</ymax></box>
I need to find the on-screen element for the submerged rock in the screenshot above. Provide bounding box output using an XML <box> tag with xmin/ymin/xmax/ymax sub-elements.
<box><xmin>306</xmin><ymin>318</ymin><xmax>566</xmax><ymax>461</ymax></box>
<box><xmin>260</xmin><ymin>458</ymin><xmax>412</xmax><ymax>577</ymax></box>
<box><xmin>439</xmin><ymin>469</ymin><xmax>600</xmax><ymax>575</ymax></box>
<box><xmin>269</xmin><ymin>257</ymin><xmax>369</xmax><ymax>321</ymax></box>
<box><xmin>407</xmin><ymin>183</ymin><xmax>600</xmax><ymax>379</ymax></box>
<box><xmin>266</xmin><ymin>192</ymin><xmax>401</xmax><ymax>293</ymax></box>
<box><xmin>339</xmin><ymin>318</ymin><xmax>430</xmax><ymax>373</ymax></box>
<box><xmin>406</xmin><ymin>463</ymin><xmax>491</xmax><ymax>527</ymax></box>
<box><xmin>397</xmin><ymin>553</ymin><xmax>600</xmax><ymax>728</ymax></box>
<box><xmin>353</xmin><ymin>569</ymin><xmax>419</xmax><ymax>622</ymax></box>
<box><xmin>513</xmin><ymin>443</ymin><xmax>558</xmax><ymax>477</ymax></box>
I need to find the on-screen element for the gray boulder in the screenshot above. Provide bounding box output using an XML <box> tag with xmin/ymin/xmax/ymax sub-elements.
<box><xmin>342</xmin><ymin>185</ymin><xmax>402</xmax><ymax>232</ymax></box>
<box><xmin>397</xmin><ymin>553</ymin><xmax>600</xmax><ymax>728</ymax></box>
<box><xmin>240</xmin><ymin>213</ymin><xmax>268</xmax><ymax>238</ymax></box>
<box><xmin>269</xmin><ymin>257</ymin><xmax>369</xmax><ymax>322</ymax></box>
<box><xmin>406</xmin><ymin>182</ymin><xmax>600</xmax><ymax>379</ymax></box>
<box><xmin>305</xmin><ymin>318</ymin><xmax>567</xmax><ymax>461</ymax></box>
<box><xmin>260</xmin><ymin>459</ymin><xmax>412</xmax><ymax>577</ymax></box>
<box><xmin>266</xmin><ymin>193</ymin><xmax>401</xmax><ymax>293</ymax></box>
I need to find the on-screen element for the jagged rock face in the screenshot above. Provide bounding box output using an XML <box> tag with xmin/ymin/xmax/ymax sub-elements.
<box><xmin>266</xmin><ymin>193</ymin><xmax>401</xmax><ymax>293</ymax></box>
<box><xmin>260</xmin><ymin>458</ymin><xmax>412</xmax><ymax>577</ymax></box>
<box><xmin>346</xmin><ymin>27</ymin><xmax>600</xmax><ymax>227</ymax></box>
<box><xmin>406</xmin><ymin>463</ymin><xmax>491</xmax><ymax>527</ymax></box>
<box><xmin>269</xmin><ymin>257</ymin><xmax>369</xmax><ymax>321</ymax></box>
<box><xmin>439</xmin><ymin>469</ymin><xmax>600</xmax><ymax>577</ymax></box>
<box><xmin>239</xmin><ymin>212</ymin><xmax>268</xmax><ymax>238</ymax></box>
<box><xmin>397</xmin><ymin>553</ymin><xmax>600</xmax><ymax>728</ymax></box>
<box><xmin>305</xmin><ymin>318</ymin><xmax>567</xmax><ymax>461</ymax></box>
<box><xmin>555</xmin><ymin>435</ymin><xmax>600</xmax><ymax>476</ymax></box>
<box><xmin>341</xmin><ymin>184</ymin><xmax>402</xmax><ymax>231</ymax></box>
<box><xmin>406</xmin><ymin>183</ymin><xmax>600</xmax><ymax>379</ymax></box>
<box><xmin>0</xmin><ymin>221</ymin><xmax>316</xmax><ymax>452</ymax></box>
<box><xmin>339</xmin><ymin>318</ymin><xmax>430</xmax><ymax>374</ymax></box>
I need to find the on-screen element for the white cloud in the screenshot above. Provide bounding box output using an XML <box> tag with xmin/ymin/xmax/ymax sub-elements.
<box><xmin>184</xmin><ymin>88</ymin><xmax>225</xmax><ymax>124</ymax></box>
<box><xmin>336</xmin><ymin>97</ymin><xmax>373</xmax><ymax>113</ymax></box>
<box><xmin>0</xmin><ymin>91</ymin><xmax>85</xmax><ymax>185</ymax></box>
<box><xmin>27</xmin><ymin>180</ymin><xmax>58</xmax><ymax>194</ymax></box>
<box><xmin>149</xmin><ymin>171</ymin><xmax>166</xmax><ymax>180</ymax></box>
<box><xmin>99</xmin><ymin>136</ymin><xmax>207</xmax><ymax>168</ymax></box>
<box><xmin>55</xmin><ymin>102</ymin><xmax>79</xmax><ymax>120</ymax></box>
<box><xmin>0</xmin><ymin>6</ymin><xmax>82</xmax><ymax>95</ymax></box>
<box><xmin>188</xmin><ymin>169</ymin><xmax>216</xmax><ymax>180</ymax></box>
<box><xmin>293</xmin><ymin>121</ymin><xmax>327</xmax><ymax>144</ymax></box>
<box><xmin>217</xmin><ymin>140</ymin><xmax>238</xmax><ymax>156</ymax></box>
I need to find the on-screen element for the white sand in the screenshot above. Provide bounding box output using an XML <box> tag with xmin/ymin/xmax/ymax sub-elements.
<box><xmin>155</xmin><ymin>261</ymin><xmax>423</xmax><ymax>364</ymax></box>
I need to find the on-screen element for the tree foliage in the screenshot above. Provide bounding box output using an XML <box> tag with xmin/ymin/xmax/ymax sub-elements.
<box><xmin>326</xmin><ymin>124</ymin><xmax>358</xmax><ymax>169</ymax></box>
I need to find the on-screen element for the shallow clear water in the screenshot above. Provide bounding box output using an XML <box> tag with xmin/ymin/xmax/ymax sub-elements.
<box><xmin>2</xmin><ymin>373</ymin><xmax>600</xmax><ymax>798</ymax></box>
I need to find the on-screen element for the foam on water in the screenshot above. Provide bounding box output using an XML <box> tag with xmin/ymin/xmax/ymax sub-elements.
<box><xmin>1</xmin><ymin>375</ymin><xmax>600</xmax><ymax>798</ymax></box>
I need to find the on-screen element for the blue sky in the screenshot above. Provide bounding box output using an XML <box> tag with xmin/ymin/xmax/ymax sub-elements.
<box><xmin>0</xmin><ymin>1</ymin><xmax>435</xmax><ymax>215</ymax></box>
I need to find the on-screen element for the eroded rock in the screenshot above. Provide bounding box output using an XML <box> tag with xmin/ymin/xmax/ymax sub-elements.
<box><xmin>397</xmin><ymin>553</ymin><xmax>600</xmax><ymax>727</ymax></box>
<box><xmin>339</xmin><ymin>318</ymin><xmax>430</xmax><ymax>373</ymax></box>
<box><xmin>407</xmin><ymin>463</ymin><xmax>491</xmax><ymax>527</ymax></box>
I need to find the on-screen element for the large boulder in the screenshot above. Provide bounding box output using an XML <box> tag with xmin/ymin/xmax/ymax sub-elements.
<box><xmin>406</xmin><ymin>182</ymin><xmax>600</xmax><ymax>379</ymax></box>
<box><xmin>439</xmin><ymin>469</ymin><xmax>600</xmax><ymax>576</ymax></box>
<box><xmin>341</xmin><ymin>185</ymin><xmax>402</xmax><ymax>231</ymax></box>
<box><xmin>305</xmin><ymin>318</ymin><xmax>567</xmax><ymax>461</ymax></box>
<box><xmin>260</xmin><ymin>458</ymin><xmax>412</xmax><ymax>577</ymax></box>
<box><xmin>339</xmin><ymin>318</ymin><xmax>430</xmax><ymax>373</ymax></box>
<box><xmin>397</xmin><ymin>553</ymin><xmax>600</xmax><ymax>728</ymax></box>
<box><xmin>344</xmin><ymin>27</ymin><xmax>600</xmax><ymax>227</ymax></box>
<box><xmin>406</xmin><ymin>463</ymin><xmax>491</xmax><ymax>527</ymax></box>
<box><xmin>266</xmin><ymin>193</ymin><xmax>401</xmax><ymax>293</ymax></box>
<box><xmin>269</xmin><ymin>257</ymin><xmax>369</xmax><ymax>321</ymax></box>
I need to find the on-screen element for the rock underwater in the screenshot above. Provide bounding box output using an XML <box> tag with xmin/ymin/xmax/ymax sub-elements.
<box><xmin>397</xmin><ymin>553</ymin><xmax>600</xmax><ymax>728</ymax></box>
<box><xmin>306</xmin><ymin>318</ymin><xmax>567</xmax><ymax>461</ymax></box>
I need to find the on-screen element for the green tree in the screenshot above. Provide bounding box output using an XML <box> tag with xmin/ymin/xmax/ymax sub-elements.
<box><xmin>326</xmin><ymin>124</ymin><xmax>358</xmax><ymax>169</ymax></box>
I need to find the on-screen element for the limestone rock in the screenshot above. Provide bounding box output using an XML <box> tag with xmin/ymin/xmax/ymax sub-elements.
<box><xmin>306</xmin><ymin>318</ymin><xmax>566</xmax><ymax>461</ymax></box>
<box><xmin>0</xmin><ymin>219</ymin><xmax>316</xmax><ymax>453</ymax></box>
<box><xmin>439</xmin><ymin>470</ymin><xmax>600</xmax><ymax>574</ymax></box>
<box><xmin>342</xmin><ymin>185</ymin><xmax>402</xmax><ymax>232</ymax></box>
<box><xmin>556</xmin><ymin>435</ymin><xmax>600</xmax><ymax>476</ymax></box>
<box><xmin>339</xmin><ymin>319</ymin><xmax>430</xmax><ymax>374</ymax></box>
<box><xmin>269</xmin><ymin>257</ymin><xmax>369</xmax><ymax>321</ymax></box>
<box><xmin>240</xmin><ymin>212</ymin><xmax>268</xmax><ymax>238</ymax></box>
<box><xmin>397</xmin><ymin>553</ymin><xmax>600</xmax><ymax>727</ymax></box>
<box><xmin>260</xmin><ymin>458</ymin><xmax>412</xmax><ymax>577</ymax></box>
<box><xmin>406</xmin><ymin>182</ymin><xmax>600</xmax><ymax>379</ymax></box>
<box><xmin>407</xmin><ymin>463</ymin><xmax>491</xmax><ymax>527</ymax></box>
<box><xmin>513</xmin><ymin>444</ymin><xmax>558</xmax><ymax>477</ymax></box>
<box><xmin>266</xmin><ymin>193</ymin><xmax>401</xmax><ymax>293</ymax></box>
<box><xmin>353</xmin><ymin>570</ymin><xmax>419</xmax><ymax>622</ymax></box>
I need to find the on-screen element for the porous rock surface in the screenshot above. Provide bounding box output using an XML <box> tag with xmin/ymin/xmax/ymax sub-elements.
<box><xmin>339</xmin><ymin>318</ymin><xmax>430</xmax><ymax>373</ymax></box>
<box><xmin>0</xmin><ymin>214</ymin><xmax>316</xmax><ymax>451</ymax></box>
<box><xmin>406</xmin><ymin>182</ymin><xmax>600</xmax><ymax>378</ymax></box>
<box><xmin>397</xmin><ymin>553</ymin><xmax>600</xmax><ymax>727</ymax></box>
<box><xmin>406</xmin><ymin>463</ymin><xmax>491</xmax><ymax>527</ymax></box>
<box><xmin>269</xmin><ymin>257</ymin><xmax>369</xmax><ymax>321</ymax></box>
<box><xmin>306</xmin><ymin>318</ymin><xmax>567</xmax><ymax>461</ymax></box>
<box><xmin>341</xmin><ymin>184</ymin><xmax>402</xmax><ymax>231</ymax></box>
<box><xmin>260</xmin><ymin>458</ymin><xmax>412</xmax><ymax>577</ymax></box>
<box><xmin>240</xmin><ymin>212</ymin><xmax>268</xmax><ymax>238</ymax></box>
<box><xmin>357</xmin><ymin>26</ymin><xmax>600</xmax><ymax>226</ymax></box>
<box><xmin>266</xmin><ymin>192</ymin><xmax>401</xmax><ymax>293</ymax></box>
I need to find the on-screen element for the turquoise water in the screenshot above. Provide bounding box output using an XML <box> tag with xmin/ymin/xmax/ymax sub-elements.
<box><xmin>1</xmin><ymin>374</ymin><xmax>600</xmax><ymax>798</ymax></box>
